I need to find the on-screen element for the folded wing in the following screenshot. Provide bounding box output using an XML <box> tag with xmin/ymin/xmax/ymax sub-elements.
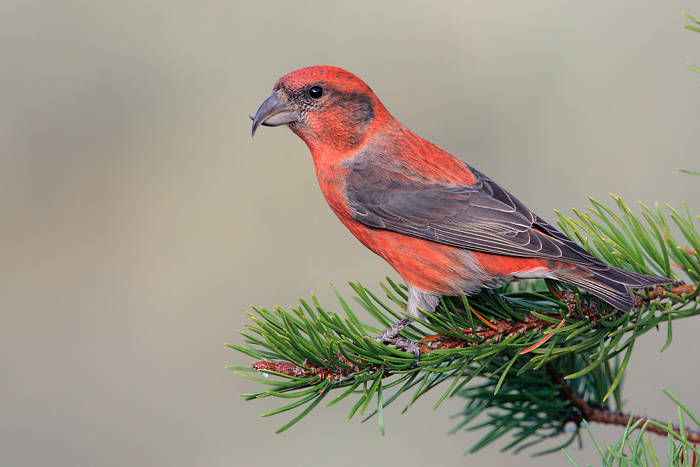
<box><xmin>346</xmin><ymin>162</ymin><xmax>605</xmax><ymax>267</ymax></box>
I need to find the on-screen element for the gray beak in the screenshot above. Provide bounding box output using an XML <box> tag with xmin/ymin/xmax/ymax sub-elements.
<box><xmin>251</xmin><ymin>93</ymin><xmax>299</xmax><ymax>137</ymax></box>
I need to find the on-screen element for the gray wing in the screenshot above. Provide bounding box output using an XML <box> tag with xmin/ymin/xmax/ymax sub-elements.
<box><xmin>345</xmin><ymin>163</ymin><xmax>606</xmax><ymax>266</ymax></box>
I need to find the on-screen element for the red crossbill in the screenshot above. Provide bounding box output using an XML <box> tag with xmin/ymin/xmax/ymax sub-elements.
<box><xmin>251</xmin><ymin>66</ymin><xmax>671</xmax><ymax>360</ymax></box>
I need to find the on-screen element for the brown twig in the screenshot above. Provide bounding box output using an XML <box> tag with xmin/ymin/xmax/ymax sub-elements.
<box><xmin>645</xmin><ymin>284</ymin><xmax>697</xmax><ymax>301</ymax></box>
<box><xmin>253</xmin><ymin>354</ymin><xmax>365</xmax><ymax>382</ymax></box>
<box><xmin>546</xmin><ymin>365</ymin><xmax>700</xmax><ymax>443</ymax></box>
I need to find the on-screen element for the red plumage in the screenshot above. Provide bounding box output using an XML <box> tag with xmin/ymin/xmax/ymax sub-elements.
<box><xmin>252</xmin><ymin>66</ymin><xmax>672</xmax><ymax>355</ymax></box>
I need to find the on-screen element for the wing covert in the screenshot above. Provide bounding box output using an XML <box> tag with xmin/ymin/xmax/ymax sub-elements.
<box><xmin>345</xmin><ymin>163</ymin><xmax>604</xmax><ymax>266</ymax></box>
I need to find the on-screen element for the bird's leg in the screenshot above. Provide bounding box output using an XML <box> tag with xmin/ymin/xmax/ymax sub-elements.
<box><xmin>378</xmin><ymin>316</ymin><xmax>413</xmax><ymax>341</ymax></box>
<box><xmin>376</xmin><ymin>316</ymin><xmax>420</xmax><ymax>366</ymax></box>
<box><xmin>374</xmin><ymin>286</ymin><xmax>439</xmax><ymax>367</ymax></box>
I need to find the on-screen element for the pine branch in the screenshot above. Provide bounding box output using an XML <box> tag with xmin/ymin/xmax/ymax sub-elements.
<box><xmin>546</xmin><ymin>365</ymin><xmax>700</xmax><ymax>443</ymax></box>
<box><xmin>230</xmin><ymin>193</ymin><xmax>700</xmax><ymax>454</ymax></box>
<box><xmin>251</xmin><ymin>283</ymin><xmax>695</xmax><ymax>380</ymax></box>
<box><xmin>564</xmin><ymin>414</ymin><xmax>700</xmax><ymax>467</ymax></box>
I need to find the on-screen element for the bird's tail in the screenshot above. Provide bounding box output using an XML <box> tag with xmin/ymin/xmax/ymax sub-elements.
<box><xmin>556</xmin><ymin>266</ymin><xmax>673</xmax><ymax>313</ymax></box>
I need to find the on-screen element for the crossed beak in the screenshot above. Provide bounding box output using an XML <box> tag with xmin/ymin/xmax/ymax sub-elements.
<box><xmin>250</xmin><ymin>93</ymin><xmax>299</xmax><ymax>137</ymax></box>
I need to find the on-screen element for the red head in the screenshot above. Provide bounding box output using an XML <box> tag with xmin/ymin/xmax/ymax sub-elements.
<box><xmin>251</xmin><ymin>66</ymin><xmax>391</xmax><ymax>153</ymax></box>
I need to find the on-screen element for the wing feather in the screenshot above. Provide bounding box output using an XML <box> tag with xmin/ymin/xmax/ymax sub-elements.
<box><xmin>345</xmin><ymin>163</ymin><xmax>607</xmax><ymax>267</ymax></box>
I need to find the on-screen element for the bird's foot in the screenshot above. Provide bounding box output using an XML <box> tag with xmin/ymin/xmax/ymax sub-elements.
<box><xmin>375</xmin><ymin>317</ymin><xmax>420</xmax><ymax>367</ymax></box>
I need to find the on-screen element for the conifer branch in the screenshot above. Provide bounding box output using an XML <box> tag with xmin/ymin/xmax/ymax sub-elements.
<box><xmin>230</xmin><ymin>193</ymin><xmax>700</xmax><ymax>457</ymax></box>
<box><xmin>546</xmin><ymin>364</ymin><xmax>700</xmax><ymax>443</ymax></box>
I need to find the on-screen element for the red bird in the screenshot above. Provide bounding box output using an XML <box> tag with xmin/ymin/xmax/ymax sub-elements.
<box><xmin>251</xmin><ymin>66</ymin><xmax>671</xmax><ymax>359</ymax></box>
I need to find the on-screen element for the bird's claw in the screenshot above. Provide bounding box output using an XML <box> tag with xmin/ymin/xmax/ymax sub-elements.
<box><xmin>375</xmin><ymin>317</ymin><xmax>421</xmax><ymax>368</ymax></box>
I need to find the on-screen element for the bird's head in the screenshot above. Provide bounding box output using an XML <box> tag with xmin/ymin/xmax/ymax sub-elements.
<box><xmin>251</xmin><ymin>66</ymin><xmax>390</xmax><ymax>152</ymax></box>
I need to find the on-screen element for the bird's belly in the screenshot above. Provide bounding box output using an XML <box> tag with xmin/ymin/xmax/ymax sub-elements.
<box><xmin>337</xmin><ymin>213</ymin><xmax>554</xmax><ymax>296</ymax></box>
<box><xmin>340</xmin><ymin>220</ymin><xmax>489</xmax><ymax>295</ymax></box>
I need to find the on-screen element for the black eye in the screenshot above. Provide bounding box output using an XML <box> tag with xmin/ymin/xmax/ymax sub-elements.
<box><xmin>309</xmin><ymin>86</ymin><xmax>323</xmax><ymax>99</ymax></box>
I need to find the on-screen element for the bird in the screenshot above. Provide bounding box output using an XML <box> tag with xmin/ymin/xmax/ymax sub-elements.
<box><xmin>250</xmin><ymin>65</ymin><xmax>672</xmax><ymax>361</ymax></box>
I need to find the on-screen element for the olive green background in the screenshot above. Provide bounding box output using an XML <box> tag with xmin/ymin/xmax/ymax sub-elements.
<box><xmin>2</xmin><ymin>2</ymin><xmax>699</xmax><ymax>466</ymax></box>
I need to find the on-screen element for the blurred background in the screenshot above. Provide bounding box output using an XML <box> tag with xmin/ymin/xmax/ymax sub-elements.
<box><xmin>1</xmin><ymin>1</ymin><xmax>699</xmax><ymax>466</ymax></box>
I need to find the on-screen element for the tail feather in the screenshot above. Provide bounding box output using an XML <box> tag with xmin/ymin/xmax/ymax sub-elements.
<box><xmin>556</xmin><ymin>266</ymin><xmax>673</xmax><ymax>313</ymax></box>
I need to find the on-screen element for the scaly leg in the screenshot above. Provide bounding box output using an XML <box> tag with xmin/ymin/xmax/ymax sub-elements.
<box><xmin>374</xmin><ymin>286</ymin><xmax>439</xmax><ymax>367</ymax></box>
<box><xmin>376</xmin><ymin>316</ymin><xmax>420</xmax><ymax>365</ymax></box>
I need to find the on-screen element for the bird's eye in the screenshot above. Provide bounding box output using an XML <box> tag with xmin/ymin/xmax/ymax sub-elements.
<box><xmin>309</xmin><ymin>86</ymin><xmax>323</xmax><ymax>99</ymax></box>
